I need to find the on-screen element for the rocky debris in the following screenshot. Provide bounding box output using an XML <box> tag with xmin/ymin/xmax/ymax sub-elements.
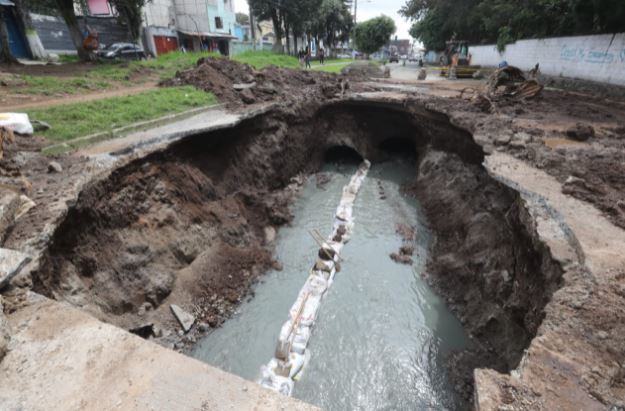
<box><xmin>32</xmin><ymin>120</ymin><xmax>51</xmax><ymax>132</ymax></box>
<box><xmin>47</xmin><ymin>161</ymin><xmax>63</xmax><ymax>173</ymax></box>
<box><xmin>264</xmin><ymin>226</ymin><xmax>276</xmax><ymax>244</ymax></box>
<box><xmin>390</xmin><ymin>246</ymin><xmax>414</xmax><ymax>265</ymax></box>
<box><xmin>14</xmin><ymin>195</ymin><xmax>35</xmax><ymax>221</ymax></box>
<box><xmin>162</xmin><ymin>56</ymin><xmax>346</xmax><ymax>108</ymax></box>
<box><xmin>239</xmin><ymin>88</ymin><xmax>256</xmax><ymax>104</ymax></box>
<box><xmin>232</xmin><ymin>82</ymin><xmax>256</xmax><ymax>91</ymax></box>
<box><xmin>0</xmin><ymin>127</ymin><xmax>15</xmax><ymax>160</ymax></box>
<box><xmin>0</xmin><ymin>296</ymin><xmax>9</xmax><ymax>362</ymax></box>
<box><xmin>494</xmin><ymin>132</ymin><xmax>513</xmax><ymax>146</ymax></box>
<box><xmin>485</xmin><ymin>65</ymin><xmax>543</xmax><ymax>100</ymax></box>
<box><xmin>129</xmin><ymin>323</ymin><xmax>155</xmax><ymax>339</ymax></box>
<box><xmin>0</xmin><ymin>248</ymin><xmax>31</xmax><ymax>290</ymax></box>
<box><xmin>137</xmin><ymin>301</ymin><xmax>153</xmax><ymax>316</ymax></box>
<box><xmin>0</xmin><ymin>190</ymin><xmax>20</xmax><ymax>239</ymax></box>
<box><xmin>340</xmin><ymin>61</ymin><xmax>388</xmax><ymax>79</ymax></box>
<box><xmin>390</xmin><ymin>224</ymin><xmax>416</xmax><ymax>265</ymax></box>
<box><xmin>566</xmin><ymin>123</ymin><xmax>595</xmax><ymax>141</ymax></box>
<box><xmin>562</xmin><ymin>175</ymin><xmax>603</xmax><ymax>195</ymax></box>
<box><xmin>170</xmin><ymin>304</ymin><xmax>195</xmax><ymax>333</ymax></box>
<box><xmin>509</xmin><ymin>132</ymin><xmax>532</xmax><ymax>149</ymax></box>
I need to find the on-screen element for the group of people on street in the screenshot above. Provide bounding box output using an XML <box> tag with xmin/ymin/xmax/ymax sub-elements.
<box><xmin>298</xmin><ymin>47</ymin><xmax>325</xmax><ymax>69</ymax></box>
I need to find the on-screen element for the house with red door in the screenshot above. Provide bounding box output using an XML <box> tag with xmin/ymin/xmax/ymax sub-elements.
<box><xmin>82</xmin><ymin>0</ymin><xmax>237</xmax><ymax>56</ymax></box>
<box><xmin>25</xmin><ymin>0</ymin><xmax>237</xmax><ymax>58</ymax></box>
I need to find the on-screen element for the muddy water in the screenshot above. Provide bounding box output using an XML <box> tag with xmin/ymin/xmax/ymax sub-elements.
<box><xmin>192</xmin><ymin>160</ymin><xmax>468</xmax><ymax>410</ymax></box>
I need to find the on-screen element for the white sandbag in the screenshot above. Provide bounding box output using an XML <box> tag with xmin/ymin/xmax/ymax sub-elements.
<box><xmin>307</xmin><ymin>275</ymin><xmax>328</xmax><ymax>296</ymax></box>
<box><xmin>327</xmin><ymin>241</ymin><xmax>344</xmax><ymax>254</ymax></box>
<box><xmin>293</xmin><ymin>326</ymin><xmax>311</xmax><ymax>346</ymax></box>
<box><xmin>288</xmin><ymin>291</ymin><xmax>309</xmax><ymax>321</ymax></box>
<box><xmin>0</xmin><ymin>113</ymin><xmax>34</xmax><ymax>135</ymax></box>
<box><xmin>314</xmin><ymin>257</ymin><xmax>334</xmax><ymax>273</ymax></box>
<box><xmin>291</xmin><ymin>340</ymin><xmax>307</xmax><ymax>355</ymax></box>
<box><xmin>300</xmin><ymin>295</ymin><xmax>321</xmax><ymax>327</ymax></box>
<box><xmin>289</xmin><ymin>353</ymin><xmax>306</xmax><ymax>379</ymax></box>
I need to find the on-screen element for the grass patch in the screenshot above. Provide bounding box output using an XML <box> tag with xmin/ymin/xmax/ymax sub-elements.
<box><xmin>232</xmin><ymin>51</ymin><xmax>299</xmax><ymax>69</ymax></box>
<box><xmin>58</xmin><ymin>54</ymin><xmax>80</xmax><ymax>64</ymax></box>
<box><xmin>310</xmin><ymin>61</ymin><xmax>352</xmax><ymax>73</ymax></box>
<box><xmin>85</xmin><ymin>51</ymin><xmax>217</xmax><ymax>82</ymax></box>
<box><xmin>16</xmin><ymin>75</ymin><xmax>111</xmax><ymax>95</ymax></box>
<box><xmin>29</xmin><ymin>86</ymin><xmax>217</xmax><ymax>142</ymax></box>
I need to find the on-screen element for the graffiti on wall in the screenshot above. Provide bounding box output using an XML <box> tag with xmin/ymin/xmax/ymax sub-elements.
<box><xmin>560</xmin><ymin>45</ymin><xmax>625</xmax><ymax>65</ymax></box>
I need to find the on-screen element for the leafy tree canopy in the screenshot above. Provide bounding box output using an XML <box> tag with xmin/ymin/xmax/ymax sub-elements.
<box><xmin>401</xmin><ymin>0</ymin><xmax>625</xmax><ymax>51</ymax></box>
<box><xmin>236</xmin><ymin>12</ymin><xmax>250</xmax><ymax>25</ymax></box>
<box><xmin>354</xmin><ymin>15</ymin><xmax>396</xmax><ymax>54</ymax></box>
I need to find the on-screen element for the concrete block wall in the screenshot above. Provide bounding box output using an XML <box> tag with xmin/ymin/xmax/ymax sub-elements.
<box><xmin>470</xmin><ymin>33</ymin><xmax>625</xmax><ymax>85</ymax></box>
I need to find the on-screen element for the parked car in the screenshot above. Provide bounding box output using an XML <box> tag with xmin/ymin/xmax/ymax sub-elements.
<box><xmin>97</xmin><ymin>43</ymin><xmax>146</xmax><ymax>60</ymax></box>
<box><xmin>389</xmin><ymin>53</ymin><xmax>399</xmax><ymax>63</ymax></box>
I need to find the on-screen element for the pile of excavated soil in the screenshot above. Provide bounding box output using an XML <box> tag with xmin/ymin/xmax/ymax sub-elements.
<box><xmin>162</xmin><ymin>57</ymin><xmax>349</xmax><ymax>108</ymax></box>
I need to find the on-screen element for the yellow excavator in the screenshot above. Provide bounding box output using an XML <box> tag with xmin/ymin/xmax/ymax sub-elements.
<box><xmin>439</xmin><ymin>39</ymin><xmax>481</xmax><ymax>78</ymax></box>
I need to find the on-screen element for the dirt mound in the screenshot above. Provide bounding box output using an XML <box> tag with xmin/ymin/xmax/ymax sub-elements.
<box><xmin>162</xmin><ymin>57</ymin><xmax>345</xmax><ymax>107</ymax></box>
<box><xmin>340</xmin><ymin>61</ymin><xmax>389</xmax><ymax>79</ymax></box>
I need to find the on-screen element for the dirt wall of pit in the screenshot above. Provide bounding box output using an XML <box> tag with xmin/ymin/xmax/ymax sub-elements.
<box><xmin>31</xmin><ymin>99</ymin><xmax>566</xmax><ymax>408</ymax></box>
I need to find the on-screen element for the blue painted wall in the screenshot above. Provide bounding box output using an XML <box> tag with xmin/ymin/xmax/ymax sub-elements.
<box><xmin>2</xmin><ymin>7</ymin><xmax>30</xmax><ymax>58</ymax></box>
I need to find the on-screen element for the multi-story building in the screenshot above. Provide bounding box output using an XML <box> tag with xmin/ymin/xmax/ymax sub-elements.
<box><xmin>34</xmin><ymin>0</ymin><xmax>238</xmax><ymax>56</ymax></box>
<box><xmin>173</xmin><ymin>0</ymin><xmax>236</xmax><ymax>55</ymax></box>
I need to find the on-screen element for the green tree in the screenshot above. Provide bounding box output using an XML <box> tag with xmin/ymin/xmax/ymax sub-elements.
<box><xmin>354</xmin><ymin>15</ymin><xmax>396</xmax><ymax>55</ymax></box>
<box><xmin>401</xmin><ymin>0</ymin><xmax>625</xmax><ymax>51</ymax></box>
<box><xmin>236</xmin><ymin>12</ymin><xmax>250</xmax><ymax>25</ymax></box>
<box><xmin>109</xmin><ymin>0</ymin><xmax>149</xmax><ymax>43</ymax></box>
<box><xmin>53</xmin><ymin>0</ymin><xmax>90</xmax><ymax>61</ymax></box>
<box><xmin>308</xmin><ymin>0</ymin><xmax>353</xmax><ymax>53</ymax></box>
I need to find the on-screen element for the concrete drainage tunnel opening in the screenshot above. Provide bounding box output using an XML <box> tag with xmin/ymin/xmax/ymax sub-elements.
<box><xmin>33</xmin><ymin>100</ymin><xmax>564</xmax><ymax>410</ymax></box>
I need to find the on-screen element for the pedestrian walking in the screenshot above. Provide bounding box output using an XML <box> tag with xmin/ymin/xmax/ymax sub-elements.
<box><xmin>319</xmin><ymin>48</ymin><xmax>325</xmax><ymax>65</ymax></box>
<box><xmin>298</xmin><ymin>49</ymin><xmax>305</xmax><ymax>68</ymax></box>
<box><xmin>305</xmin><ymin>47</ymin><xmax>311</xmax><ymax>69</ymax></box>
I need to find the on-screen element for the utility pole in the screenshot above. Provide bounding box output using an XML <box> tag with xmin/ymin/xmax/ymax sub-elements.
<box><xmin>249</xmin><ymin>1</ymin><xmax>256</xmax><ymax>50</ymax></box>
<box><xmin>351</xmin><ymin>0</ymin><xmax>357</xmax><ymax>59</ymax></box>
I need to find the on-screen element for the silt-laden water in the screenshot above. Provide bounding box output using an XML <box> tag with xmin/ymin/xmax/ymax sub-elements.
<box><xmin>192</xmin><ymin>161</ymin><xmax>468</xmax><ymax>410</ymax></box>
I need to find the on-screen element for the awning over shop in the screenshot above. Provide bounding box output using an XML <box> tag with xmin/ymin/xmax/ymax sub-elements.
<box><xmin>177</xmin><ymin>30</ymin><xmax>236</xmax><ymax>40</ymax></box>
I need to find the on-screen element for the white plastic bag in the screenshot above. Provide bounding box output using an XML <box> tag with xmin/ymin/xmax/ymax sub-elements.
<box><xmin>0</xmin><ymin>113</ymin><xmax>34</xmax><ymax>135</ymax></box>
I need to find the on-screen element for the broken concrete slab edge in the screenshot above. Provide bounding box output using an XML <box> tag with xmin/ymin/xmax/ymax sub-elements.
<box><xmin>41</xmin><ymin>104</ymin><xmax>224</xmax><ymax>156</ymax></box>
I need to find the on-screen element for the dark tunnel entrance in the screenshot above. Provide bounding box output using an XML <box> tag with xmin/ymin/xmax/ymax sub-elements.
<box><xmin>378</xmin><ymin>137</ymin><xmax>418</xmax><ymax>160</ymax></box>
<box><xmin>323</xmin><ymin>145</ymin><xmax>365</xmax><ymax>165</ymax></box>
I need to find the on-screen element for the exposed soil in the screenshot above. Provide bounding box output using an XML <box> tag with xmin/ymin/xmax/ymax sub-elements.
<box><xmin>2</xmin><ymin>59</ymin><xmax>625</xmax><ymax>410</ymax></box>
<box><xmin>162</xmin><ymin>57</ymin><xmax>352</xmax><ymax>108</ymax></box>
<box><xmin>15</xmin><ymin>95</ymin><xmax>565</xmax><ymax>409</ymax></box>
<box><xmin>425</xmin><ymin>85</ymin><xmax>625</xmax><ymax>230</ymax></box>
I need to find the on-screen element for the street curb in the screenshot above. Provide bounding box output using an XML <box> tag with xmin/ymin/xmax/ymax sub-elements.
<box><xmin>42</xmin><ymin>104</ymin><xmax>223</xmax><ymax>155</ymax></box>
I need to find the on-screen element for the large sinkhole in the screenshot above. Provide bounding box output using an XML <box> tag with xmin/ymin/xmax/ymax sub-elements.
<box><xmin>34</xmin><ymin>100</ymin><xmax>563</xmax><ymax>409</ymax></box>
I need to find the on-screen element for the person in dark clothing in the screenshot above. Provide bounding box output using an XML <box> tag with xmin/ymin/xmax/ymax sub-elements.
<box><xmin>305</xmin><ymin>47</ymin><xmax>311</xmax><ymax>69</ymax></box>
<box><xmin>319</xmin><ymin>48</ymin><xmax>325</xmax><ymax>65</ymax></box>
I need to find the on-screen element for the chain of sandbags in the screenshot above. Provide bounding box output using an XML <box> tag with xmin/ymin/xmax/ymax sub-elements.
<box><xmin>259</xmin><ymin>160</ymin><xmax>371</xmax><ymax>396</ymax></box>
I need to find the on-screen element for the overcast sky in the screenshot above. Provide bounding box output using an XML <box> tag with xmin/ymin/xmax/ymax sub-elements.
<box><xmin>233</xmin><ymin>0</ymin><xmax>414</xmax><ymax>39</ymax></box>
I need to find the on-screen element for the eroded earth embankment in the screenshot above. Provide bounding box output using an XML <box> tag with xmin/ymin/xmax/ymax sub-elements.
<box><xmin>24</xmin><ymin>97</ymin><xmax>569</xmax><ymax>408</ymax></box>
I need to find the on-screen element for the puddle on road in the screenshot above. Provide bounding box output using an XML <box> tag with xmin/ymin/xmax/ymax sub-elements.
<box><xmin>192</xmin><ymin>160</ymin><xmax>468</xmax><ymax>410</ymax></box>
